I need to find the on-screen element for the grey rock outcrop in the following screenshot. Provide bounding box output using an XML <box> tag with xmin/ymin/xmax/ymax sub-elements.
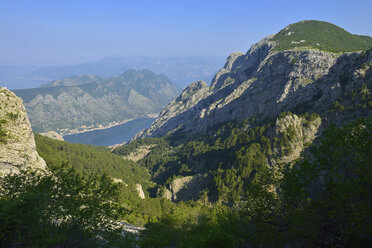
<box><xmin>40</xmin><ymin>131</ymin><xmax>64</xmax><ymax>141</ymax></box>
<box><xmin>273</xmin><ymin>113</ymin><xmax>322</xmax><ymax>163</ymax></box>
<box><xmin>136</xmin><ymin>183</ymin><xmax>145</xmax><ymax>199</ymax></box>
<box><xmin>0</xmin><ymin>87</ymin><xmax>46</xmax><ymax>175</ymax></box>
<box><xmin>162</xmin><ymin>175</ymin><xmax>206</xmax><ymax>202</ymax></box>
<box><xmin>163</xmin><ymin>176</ymin><xmax>194</xmax><ymax>201</ymax></box>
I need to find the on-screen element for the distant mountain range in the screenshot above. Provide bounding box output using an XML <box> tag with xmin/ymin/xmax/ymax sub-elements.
<box><xmin>1</xmin><ymin>56</ymin><xmax>225</xmax><ymax>89</ymax></box>
<box><xmin>13</xmin><ymin>69</ymin><xmax>180</xmax><ymax>133</ymax></box>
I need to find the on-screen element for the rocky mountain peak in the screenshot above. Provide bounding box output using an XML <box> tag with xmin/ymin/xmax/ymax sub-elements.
<box><xmin>136</xmin><ymin>21</ymin><xmax>372</xmax><ymax>139</ymax></box>
<box><xmin>0</xmin><ymin>87</ymin><xmax>46</xmax><ymax>175</ymax></box>
<box><xmin>134</xmin><ymin>79</ymin><xmax>209</xmax><ymax>139</ymax></box>
<box><xmin>210</xmin><ymin>35</ymin><xmax>275</xmax><ymax>92</ymax></box>
<box><xmin>224</xmin><ymin>52</ymin><xmax>245</xmax><ymax>71</ymax></box>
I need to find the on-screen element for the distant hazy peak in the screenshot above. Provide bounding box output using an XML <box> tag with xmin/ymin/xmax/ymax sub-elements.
<box><xmin>13</xmin><ymin>69</ymin><xmax>180</xmax><ymax>133</ymax></box>
<box><xmin>40</xmin><ymin>74</ymin><xmax>102</xmax><ymax>88</ymax></box>
<box><xmin>118</xmin><ymin>69</ymin><xmax>173</xmax><ymax>83</ymax></box>
<box><xmin>119</xmin><ymin>68</ymin><xmax>157</xmax><ymax>77</ymax></box>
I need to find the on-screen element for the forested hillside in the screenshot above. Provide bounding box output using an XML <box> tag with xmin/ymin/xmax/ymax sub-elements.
<box><xmin>35</xmin><ymin>133</ymin><xmax>151</xmax><ymax>188</ymax></box>
<box><xmin>33</xmin><ymin>134</ymin><xmax>182</xmax><ymax>227</ymax></box>
<box><xmin>138</xmin><ymin>118</ymin><xmax>372</xmax><ymax>247</ymax></box>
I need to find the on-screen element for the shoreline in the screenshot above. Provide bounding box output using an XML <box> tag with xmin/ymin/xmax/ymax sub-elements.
<box><xmin>58</xmin><ymin>119</ymin><xmax>133</xmax><ymax>136</ymax></box>
<box><xmin>62</xmin><ymin>117</ymin><xmax>157</xmax><ymax>147</ymax></box>
<box><xmin>57</xmin><ymin>113</ymin><xmax>159</xmax><ymax>136</ymax></box>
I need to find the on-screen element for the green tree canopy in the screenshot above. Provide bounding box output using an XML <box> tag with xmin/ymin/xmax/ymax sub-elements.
<box><xmin>0</xmin><ymin>164</ymin><xmax>133</xmax><ymax>247</ymax></box>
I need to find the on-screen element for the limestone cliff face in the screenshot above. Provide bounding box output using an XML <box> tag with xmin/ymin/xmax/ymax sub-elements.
<box><xmin>0</xmin><ymin>87</ymin><xmax>46</xmax><ymax>175</ymax></box>
<box><xmin>136</xmin><ymin>183</ymin><xmax>145</xmax><ymax>199</ymax></box>
<box><xmin>162</xmin><ymin>176</ymin><xmax>195</xmax><ymax>201</ymax></box>
<box><xmin>138</xmin><ymin>34</ymin><xmax>372</xmax><ymax>139</ymax></box>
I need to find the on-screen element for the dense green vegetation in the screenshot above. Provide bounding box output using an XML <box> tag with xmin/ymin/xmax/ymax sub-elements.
<box><xmin>271</xmin><ymin>20</ymin><xmax>372</xmax><ymax>52</ymax></box>
<box><xmin>31</xmin><ymin>110</ymin><xmax>372</xmax><ymax>247</ymax></box>
<box><xmin>140</xmin><ymin>118</ymin><xmax>372</xmax><ymax>247</ymax></box>
<box><xmin>278</xmin><ymin>118</ymin><xmax>372</xmax><ymax>246</ymax></box>
<box><xmin>35</xmin><ymin>133</ymin><xmax>151</xmax><ymax>188</ymax></box>
<box><xmin>35</xmin><ymin>134</ymin><xmax>160</xmax><ymax>224</ymax></box>
<box><xmin>0</xmin><ymin>165</ymin><xmax>133</xmax><ymax>247</ymax></box>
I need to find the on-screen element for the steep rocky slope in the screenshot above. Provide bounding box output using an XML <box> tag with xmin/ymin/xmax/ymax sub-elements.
<box><xmin>0</xmin><ymin>87</ymin><xmax>46</xmax><ymax>175</ymax></box>
<box><xmin>137</xmin><ymin>20</ymin><xmax>372</xmax><ymax>139</ymax></box>
<box><xmin>14</xmin><ymin>69</ymin><xmax>180</xmax><ymax>133</ymax></box>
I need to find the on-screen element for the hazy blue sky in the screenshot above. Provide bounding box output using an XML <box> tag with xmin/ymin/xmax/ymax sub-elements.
<box><xmin>1</xmin><ymin>0</ymin><xmax>371</xmax><ymax>66</ymax></box>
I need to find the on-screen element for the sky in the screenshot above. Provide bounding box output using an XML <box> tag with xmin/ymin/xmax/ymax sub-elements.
<box><xmin>1</xmin><ymin>0</ymin><xmax>372</xmax><ymax>66</ymax></box>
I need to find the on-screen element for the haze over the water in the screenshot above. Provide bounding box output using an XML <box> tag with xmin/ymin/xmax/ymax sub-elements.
<box><xmin>1</xmin><ymin>0</ymin><xmax>372</xmax><ymax>66</ymax></box>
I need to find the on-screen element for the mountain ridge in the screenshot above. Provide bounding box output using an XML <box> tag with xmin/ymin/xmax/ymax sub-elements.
<box><xmin>39</xmin><ymin>74</ymin><xmax>103</xmax><ymax>88</ymax></box>
<box><xmin>136</xmin><ymin>20</ymin><xmax>372</xmax><ymax>139</ymax></box>
<box><xmin>23</xmin><ymin>56</ymin><xmax>225</xmax><ymax>89</ymax></box>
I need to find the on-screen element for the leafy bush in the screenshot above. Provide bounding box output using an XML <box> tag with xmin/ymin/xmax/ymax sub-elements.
<box><xmin>0</xmin><ymin>165</ymin><xmax>133</xmax><ymax>247</ymax></box>
<box><xmin>140</xmin><ymin>203</ymin><xmax>244</xmax><ymax>248</ymax></box>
